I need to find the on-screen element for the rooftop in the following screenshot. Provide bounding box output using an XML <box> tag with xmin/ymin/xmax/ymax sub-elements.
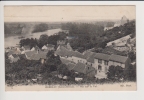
<box><xmin>11</xmin><ymin>54</ymin><xmax>19</xmax><ymax>58</ymax></box>
<box><xmin>22</xmin><ymin>45</ymin><xmax>30</xmax><ymax>50</ymax></box>
<box><xmin>60</xmin><ymin>58</ymin><xmax>72</xmax><ymax>65</ymax></box>
<box><xmin>25</xmin><ymin>51</ymin><xmax>37</xmax><ymax>57</ymax></box>
<box><xmin>73</xmin><ymin>62</ymin><xmax>86</xmax><ymax>74</ymax></box>
<box><xmin>55</xmin><ymin>45</ymin><xmax>84</xmax><ymax>59</ymax></box>
<box><xmin>31</xmin><ymin>52</ymin><xmax>47</xmax><ymax>60</ymax></box>
<box><xmin>95</xmin><ymin>53</ymin><xmax>110</xmax><ymax>61</ymax></box>
<box><xmin>109</xmin><ymin>54</ymin><xmax>128</xmax><ymax>63</ymax></box>
<box><xmin>73</xmin><ymin>62</ymin><xmax>95</xmax><ymax>74</ymax></box>
<box><xmin>32</xmin><ymin>46</ymin><xmax>40</xmax><ymax>50</ymax></box>
<box><xmin>83</xmin><ymin>51</ymin><xmax>97</xmax><ymax>63</ymax></box>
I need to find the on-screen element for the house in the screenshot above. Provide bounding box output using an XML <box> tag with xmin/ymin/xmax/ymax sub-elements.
<box><xmin>94</xmin><ymin>53</ymin><xmax>110</xmax><ymax>78</ymax></box>
<box><xmin>31</xmin><ymin>51</ymin><xmax>47</xmax><ymax>64</ymax></box>
<box><xmin>55</xmin><ymin>45</ymin><xmax>86</xmax><ymax>64</ymax></box>
<box><xmin>8</xmin><ymin>54</ymin><xmax>20</xmax><ymax>63</ymax></box>
<box><xmin>16</xmin><ymin>47</ymin><xmax>24</xmax><ymax>54</ymax></box>
<box><xmin>94</xmin><ymin>53</ymin><xmax>131</xmax><ymax>79</ymax></box>
<box><xmin>109</xmin><ymin>54</ymin><xmax>131</xmax><ymax>68</ymax></box>
<box><xmin>106</xmin><ymin>34</ymin><xmax>131</xmax><ymax>47</ymax></box>
<box><xmin>111</xmin><ymin>37</ymin><xmax>135</xmax><ymax>52</ymax></box>
<box><xmin>25</xmin><ymin>50</ymin><xmax>37</xmax><ymax>60</ymax></box>
<box><xmin>83</xmin><ymin>51</ymin><xmax>97</xmax><ymax>68</ymax></box>
<box><xmin>104</xmin><ymin>26</ymin><xmax>114</xmax><ymax>31</ymax></box>
<box><xmin>75</xmin><ymin>77</ymin><xmax>83</xmax><ymax>81</ymax></box>
<box><xmin>113</xmin><ymin>43</ymin><xmax>129</xmax><ymax>52</ymax></box>
<box><xmin>31</xmin><ymin>46</ymin><xmax>40</xmax><ymax>51</ymax></box>
<box><xmin>56</xmin><ymin>43</ymin><xmax>73</xmax><ymax>51</ymax></box>
<box><xmin>72</xmin><ymin>62</ymin><xmax>96</xmax><ymax>77</ymax></box>
<box><xmin>21</xmin><ymin>45</ymin><xmax>31</xmax><ymax>51</ymax></box>
<box><xmin>25</xmin><ymin>50</ymin><xmax>47</xmax><ymax>64</ymax></box>
<box><xmin>41</xmin><ymin>44</ymin><xmax>55</xmax><ymax>51</ymax></box>
<box><xmin>113</xmin><ymin>46</ymin><xmax>129</xmax><ymax>52</ymax></box>
<box><xmin>71</xmin><ymin>51</ymin><xmax>86</xmax><ymax>64</ymax></box>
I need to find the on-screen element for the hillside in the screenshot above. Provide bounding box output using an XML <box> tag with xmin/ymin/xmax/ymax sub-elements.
<box><xmin>62</xmin><ymin>20</ymin><xmax>135</xmax><ymax>52</ymax></box>
<box><xmin>102</xmin><ymin>20</ymin><xmax>136</xmax><ymax>43</ymax></box>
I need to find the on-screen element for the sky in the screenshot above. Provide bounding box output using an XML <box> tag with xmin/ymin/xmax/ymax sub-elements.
<box><xmin>4</xmin><ymin>6</ymin><xmax>136</xmax><ymax>22</ymax></box>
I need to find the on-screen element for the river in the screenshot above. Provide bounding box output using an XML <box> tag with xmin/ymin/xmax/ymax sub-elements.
<box><xmin>5</xmin><ymin>28</ymin><xmax>62</xmax><ymax>48</ymax></box>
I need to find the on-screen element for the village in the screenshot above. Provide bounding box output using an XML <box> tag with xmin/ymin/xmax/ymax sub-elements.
<box><xmin>5</xmin><ymin>16</ymin><xmax>136</xmax><ymax>85</ymax></box>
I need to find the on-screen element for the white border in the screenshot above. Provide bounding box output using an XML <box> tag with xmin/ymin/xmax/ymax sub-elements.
<box><xmin>1</xmin><ymin>1</ymin><xmax>144</xmax><ymax>100</ymax></box>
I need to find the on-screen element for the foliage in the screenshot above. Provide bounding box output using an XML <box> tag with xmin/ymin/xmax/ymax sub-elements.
<box><xmin>19</xmin><ymin>38</ymin><xmax>38</xmax><ymax>48</ymax></box>
<box><xmin>19</xmin><ymin>32</ymin><xmax>66</xmax><ymax>49</ymax></box>
<box><xmin>4</xmin><ymin>23</ymin><xmax>23</xmax><ymax>35</ymax></box>
<box><xmin>107</xmin><ymin>65</ymin><xmax>124</xmax><ymax>80</ymax></box>
<box><xmin>32</xmin><ymin>23</ymin><xmax>48</xmax><ymax>33</ymax></box>
<box><xmin>45</xmin><ymin>51</ymin><xmax>62</xmax><ymax>72</ymax></box>
<box><xmin>124</xmin><ymin>64</ymin><xmax>136</xmax><ymax>81</ymax></box>
<box><xmin>57</xmin><ymin>64</ymin><xmax>69</xmax><ymax>76</ymax></box>
<box><xmin>107</xmin><ymin>64</ymin><xmax>136</xmax><ymax>81</ymax></box>
<box><xmin>128</xmin><ymin>51</ymin><xmax>136</xmax><ymax>62</ymax></box>
<box><xmin>62</xmin><ymin>21</ymin><xmax>135</xmax><ymax>52</ymax></box>
<box><xmin>97</xmin><ymin>41</ymin><xmax>107</xmax><ymax>49</ymax></box>
<box><xmin>38</xmin><ymin>34</ymin><xmax>49</xmax><ymax>48</ymax></box>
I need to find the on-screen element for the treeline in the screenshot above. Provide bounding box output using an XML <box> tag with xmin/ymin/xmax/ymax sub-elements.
<box><xmin>61</xmin><ymin>22</ymin><xmax>104</xmax><ymax>36</ymax></box>
<box><xmin>4</xmin><ymin>23</ymin><xmax>23</xmax><ymax>35</ymax></box>
<box><xmin>19</xmin><ymin>31</ymin><xmax>67</xmax><ymax>48</ymax></box>
<box><xmin>32</xmin><ymin>23</ymin><xmax>48</xmax><ymax>33</ymax></box>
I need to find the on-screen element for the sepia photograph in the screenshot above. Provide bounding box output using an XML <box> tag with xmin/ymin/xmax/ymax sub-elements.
<box><xmin>4</xmin><ymin>5</ymin><xmax>136</xmax><ymax>91</ymax></box>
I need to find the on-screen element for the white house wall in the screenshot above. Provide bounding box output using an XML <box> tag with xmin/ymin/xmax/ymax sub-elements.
<box><xmin>109</xmin><ymin>61</ymin><xmax>125</xmax><ymax>68</ymax></box>
<box><xmin>72</xmin><ymin>56</ymin><xmax>87</xmax><ymax>64</ymax></box>
<box><xmin>94</xmin><ymin>59</ymin><xmax>109</xmax><ymax>73</ymax></box>
<box><xmin>31</xmin><ymin>47</ymin><xmax>35</xmax><ymax>51</ymax></box>
<box><xmin>42</xmin><ymin>46</ymin><xmax>47</xmax><ymax>50</ymax></box>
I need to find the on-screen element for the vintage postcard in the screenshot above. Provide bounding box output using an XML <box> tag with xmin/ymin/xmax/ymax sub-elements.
<box><xmin>4</xmin><ymin>5</ymin><xmax>136</xmax><ymax>91</ymax></box>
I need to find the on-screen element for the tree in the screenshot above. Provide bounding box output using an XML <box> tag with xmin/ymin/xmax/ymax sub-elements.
<box><xmin>38</xmin><ymin>34</ymin><xmax>49</xmax><ymax>48</ymax></box>
<box><xmin>45</xmin><ymin>51</ymin><xmax>62</xmax><ymax>72</ymax></box>
<box><xmin>107</xmin><ymin>65</ymin><xmax>116</xmax><ymax>80</ymax></box>
<box><xmin>97</xmin><ymin>41</ymin><xmax>107</xmax><ymax>49</ymax></box>
<box><xmin>57</xmin><ymin>64</ymin><xmax>69</xmax><ymax>76</ymax></box>
<box><xmin>124</xmin><ymin>64</ymin><xmax>136</xmax><ymax>81</ymax></box>
<box><xmin>107</xmin><ymin>65</ymin><xmax>124</xmax><ymax>80</ymax></box>
<box><xmin>115</xmin><ymin>66</ymin><xmax>124</xmax><ymax>79</ymax></box>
